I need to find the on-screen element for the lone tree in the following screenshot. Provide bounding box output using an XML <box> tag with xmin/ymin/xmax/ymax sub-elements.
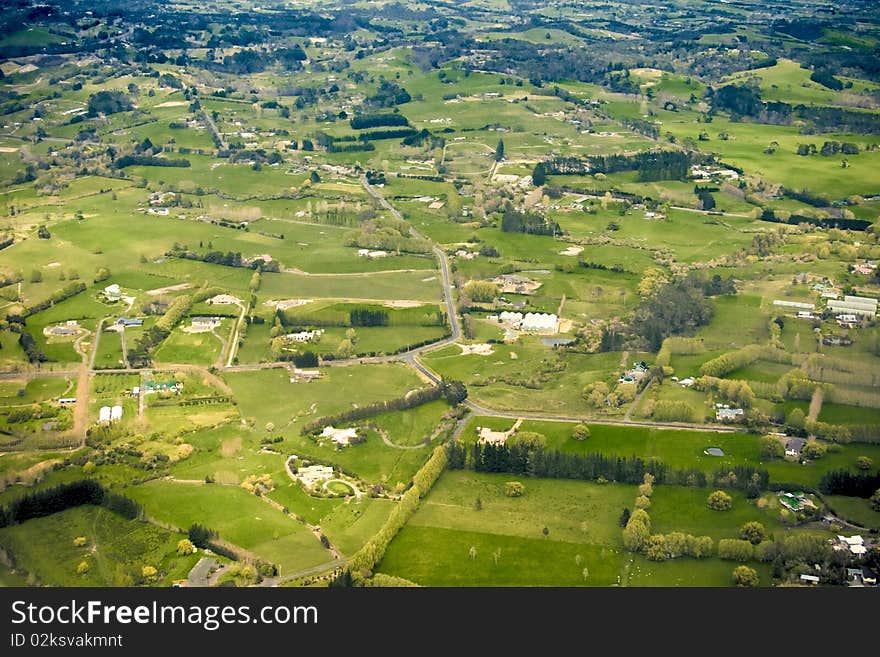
<box><xmin>732</xmin><ymin>565</ymin><xmax>759</xmax><ymax>588</ymax></box>
<box><xmin>618</xmin><ymin>507</ymin><xmax>631</xmax><ymax>527</ymax></box>
<box><xmin>739</xmin><ymin>521</ymin><xmax>766</xmax><ymax>545</ymax></box>
<box><xmin>504</xmin><ymin>481</ymin><xmax>525</xmax><ymax>497</ymax></box>
<box><xmin>760</xmin><ymin>436</ymin><xmax>784</xmax><ymax>460</ymax></box>
<box><xmin>440</xmin><ymin>378</ymin><xmax>468</xmax><ymax>405</ymax></box>
<box><xmin>856</xmin><ymin>456</ymin><xmax>873</xmax><ymax>471</ymax></box>
<box><xmin>870</xmin><ymin>488</ymin><xmax>880</xmax><ymax>512</ymax></box>
<box><xmin>532</xmin><ymin>162</ymin><xmax>547</xmax><ymax>186</ymax></box>
<box><xmin>572</xmin><ymin>424</ymin><xmax>591</xmax><ymax>441</ymax></box>
<box><xmin>495</xmin><ymin>139</ymin><xmax>505</xmax><ymax>162</ymax></box>
<box><xmin>706</xmin><ymin>490</ymin><xmax>733</xmax><ymax>511</ymax></box>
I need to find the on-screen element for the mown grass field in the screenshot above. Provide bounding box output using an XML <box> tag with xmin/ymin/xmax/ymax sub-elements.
<box><xmin>127</xmin><ymin>481</ymin><xmax>331</xmax><ymax>575</ymax></box>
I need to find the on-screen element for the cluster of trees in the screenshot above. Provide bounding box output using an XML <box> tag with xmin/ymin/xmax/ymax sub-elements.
<box><xmin>302</xmin><ymin>379</ymin><xmax>466</xmax><ymax>434</ymax></box>
<box><xmin>18</xmin><ymin>331</ymin><xmax>48</xmax><ymax>363</ymax></box>
<box><xmin>5</xmin><ymin>403</ymin><xmax>56</xmax><ymax>425</ymax></box>
<box><xmin>699</xmin><ymin>345</ymin><xmax>762</xmax><ymax>377</ymax></box>
<box><xmin>0</xmin><ymin>480</ymin><xmax>141</xmax><ymax>528</ymax></box>
<box><xmin>114</xmin><ymin>155</ymin><xmax>191</xmax><ymax>169</ymax></box>
<box><xmin>651</xmin><ymin>400</ymin><xmax>696</xmax><ymax>422</ymax></box>
<box><xmin>711</xmin><ymin>84</ymin><xmax>880</xmax><ymax>134</ymax></box>
<box><xmin>349</xmin><ymin>308</ymin><xmax>389</xmax><ymax>327</ymax></box>
<box><xmin>582</xmin><ymin>381</ymin><xmax>637</xmax><ymax>408</ymax></box>
<box><xmin>350</xmin><ymin>113</ymin><xmax>409</xmax><ymax>129</ymax></box>
<box><xmin>343</xmin><ymin>446</ymin><xmax>447</xmax><ymax>581</ymax></box>
<box><xmin>819</xmin><ymin>470</ymin><xmax>880</xmax><ymax>497</ymax></box>
<box><xmin>400</xmin><ymin>130</ymin><xmax>445</xmax><ymax>149</ymax></box>
<box><xmin>366</xmin><ymin>80</ymin><xmax>412</xmax><ymax>108</ymax></box>
<box><xmin>168</xmin><ymin>247</ymin><xmax>280</xmax><ymax>272</ymax></box>
<box><xmin>630</xmin><ymin>276</ymin><xmax>715</xmax><ymax>351</ymax></box>
<box><xmin>87</xmin><ymin>90</ymin><xmax>133</xmax><ymax>116</ymax></box>
<box><xmin>692</xmin><ymin>376</ymin><xmax>756</xmax><ymax>408</ymax></box>
<box><xmin>448</xmin><ymin>440</ymin><xmax>665</xmax><ymax>485</ymax></box>
<box><xmin>344</xmin><ymin>217</ymin><xmax>432</xmax><ymax>254</ymax></box>
<box><xmin>499</xmin><ymin>205</ymin><xmax>560</xmax><ymax>236</ymax></box>
<box><xmin>645</xmin><ymin>532</ymin><xmax>715</xmax><ymax>561</ymax></box>
<box><xmin>461</xmin><ymin>280</ymin><xmax>498</xmax><ymax>303</ymax></box>
<box><xmin>587</xmin><ymin>150</ymin><xmax>691</xmax><ymax>182</ymax></box>
<box><xmin>796</xmin><ymin>141</ymin><xmax>859</xmax><ymax>157</ymax></box>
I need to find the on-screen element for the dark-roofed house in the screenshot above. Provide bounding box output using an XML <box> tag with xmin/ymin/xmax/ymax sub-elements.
<box><xmin>785</xmin><ymin>437</ymin><xmax>806</xmax><ymax>458</ymax></box>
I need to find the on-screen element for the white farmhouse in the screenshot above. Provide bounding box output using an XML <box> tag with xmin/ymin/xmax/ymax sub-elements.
<box><xmin>320</xmin><ymin>426</ymin><xmax>358</xmax><ymax>447</ymax></box>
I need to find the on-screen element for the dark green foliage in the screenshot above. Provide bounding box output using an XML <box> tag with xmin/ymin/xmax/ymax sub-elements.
<box><xmin>500</xmin><ymin>205</ymin><xmax>560</xmax><ymax>236</ymax></box>
<box><xmin>819</xmin><ymin>470</ymin><xmax>880</xmax><ymax>498</ymax></box>
<box><xmin>367</xmin><ymin>80</ymin><xmax>411</xmax><ymax>108</ymax></box>
<box><xmin>440</xmin><ymin>378</ymin><xmax>467</xmax><ymax>404</ymax></box>
<box><xmin>711</xmin><ymin>84</ymin><xmax>763</xmax><ymax>117</ymax></box>
<box><xmin>532</xmin><ymin>162</ymin><xmax>547</xmax><ymax>186</ymax></box>
<box><xmin>188</xmin><ymin>523</ymin><xmax>218</xmax><ymax>549</ymax></box>
<box><xmin>292</xmin><ymin>351</ymin><xmax>319</xmax><ymax>368</ymax></box>
<box><xmin>87</xmin><ymin>90</ymin><xmax>133</xmax><ymax>116</ymax></box>
<box><xmin>631</xmin><ymin>276</ymin><xmax>714</xmax><ymax>351</ymax></box>
<box><xmin>350</xmin><ymin>113</ymin><xmax>409</xmax><ymax>129</ymax></box>
<box><xmin>350</xmin><ymin>308</ymin><xmax>389</xmax><ymax>327</ymax></box>
<box><xmin>18</xmin><ymin>331</ymin><xmax>48</xmax><ymax>363</ymax></box>
<box><xmin>810</xmin><ymin>70</ymin><xmax>843</xmax><ymax>91</ymax></box>
<box><xmin>0</xmin><ymin>480</ymin><xmax>142</xmax><ymax>528</ymax></box>
<box><xmin>114</xmin><ymin>155</ymin><xmax>190</xmax><ymax>169</ymax></box>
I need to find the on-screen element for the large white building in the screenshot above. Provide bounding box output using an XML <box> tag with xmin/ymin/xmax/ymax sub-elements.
<box><xmin>320</xmin><ymin>426</ymin><xmax>358</xmax><ymax>447</ymax></box>
<box><xmin>520</xmin><ymin>312</ymin><xmax>558</xmax><ymax>333</ymax></box>
<box><xmin>827</xmin><ymin>296</ymin><xmax>877</xmax><ymax>318</ymax></box>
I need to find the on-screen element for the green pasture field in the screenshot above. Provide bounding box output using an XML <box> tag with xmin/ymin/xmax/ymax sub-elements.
<box><xmin>825</xmin><ymin>495</ymin><xmax>880</xmax><ymax>530</ymax></box>
<box><xmin>625</xmin><ymin>555</ymin><xmax>773</xmax><ymax>587</ymax></box>
<box><xmin>317</xmin><ymin>497</ymin><xmax>397</xmax><ymax>557</ymax></box>
<box><xmin>378</xmin><ymin>525</ymin><xmax>627</xmax><ymax>586</ymax></box>
<box><xmin>0</xmin><ymin>505</ymin><xmax>197</xmax><ymax>587</ymax></box>
<box><xmin>650</xmin><ymin>382</ymin><xmax>712</xmax><ymax>422</ymax></box>
<box><xmin>213</xmin><ymin>365</ymin><xmax>438</xmax><ymax>484</ymax></box>
<box><xmin>0</xmin><ymin>377</ymin><xmax>73</xmax><ymax>407</ymax></box>
<box><xmin>726</xmin><ymin>360</ymin><xmax>795</xmax><ymax>384</ymax></box>
<box><xmin>153</xmin><ymin>322</ymin><xmax>228</xmax><ymax>366</ymax></box>
<box><xmin>460</xmin><ymin>416</ymin><xmax>880</xmax><ymax>490</ymax></box>
<box><xmin>377</xmin><ymin>471</ymin><xmax>779</xmax><ymax>586</ymax></box>
<box><xmin>258</xmin><ymin>270</ymin><xmax>444</xmax><ymax>302</ymax></box>
<box><xmin>653</xmin><ymin>106</ymin><xmax>880</xmax><ymax>198</ymax></box>
<box><xmin>93</xmin><ymin>328</ymin><xmax>126</xmax><ymax>369</ymax></box>
<box><xmin>817</xmin><ymin>403</ymin><xmax>880</xmax><ymax>425</ymax></box>
<box><xmin>279</xmin><ymin>300</ymin><xmax>444</xmax><ymax>326</ymax></box>
<box><xmin>648</xmin><ymin>486</ymin><xmax>783</xmax><ymax>538</ymax></box>
<box><xmin>720</xmin><ymin>58</ymin><xmax>880</xmax><ymax>108</ymax></box>
<box><xmin>697</xmin><ymin>294</ymin><xmax>770</xmax><ymax>349</ymax></box>
<box><xmin>235</xmin><ymin>319</ymin><xmax>274</xmax><ymax>363</ymax></box>
<box><xmin>420</xmin><ymin>342</ymin><xmax>621</xmax><ymax>413</ymax></box>
<box><xmin>282</xmin><ymin>325</ymin><xmax>448</xmax><ymax>358</ymax></box>
<box><xmin>369</xmin><ymin>399</ymin><xmax>452</xmax><ymax>447</ymax></box>
<box><xmin>481</xmin><ymin>27</ymin><xmax>585</xmax><ymax>47</ymax></box>
<box><xmin>127</xmin><ymin>481</ymin><xmax>331</xmax><ymax>575</ymax></box>
<box><xmin>222</xmin><ymin>363</ymin><xmax>424</xmax><ymax>429</ymax></box>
